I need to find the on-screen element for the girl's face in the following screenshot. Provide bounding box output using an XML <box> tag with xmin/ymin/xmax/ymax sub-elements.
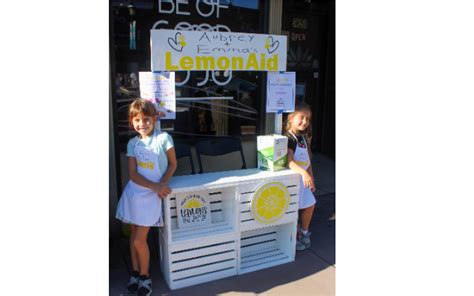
<box><xmin>290</xmin><ymin>110</ymin><xmax>311</xmax><ymax>133</ymax></box>
<box><xmin>132</xmin><ymin>113</ymin><xmax>155</xmax><ymax>138</ymax></box>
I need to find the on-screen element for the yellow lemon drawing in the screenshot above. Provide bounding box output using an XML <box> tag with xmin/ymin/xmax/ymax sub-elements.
<box><xmin>179</xmin><ymin>35</ymin><xmax>187</xmax><ymax>47</ymax></box>
<box><xmin>251</xmin><ymin>181</ymin><xmax>290</xmax><ymax>224</ymax></box>
<box><xmin>184</xmin><ymin>198</ymin><xmax>203</xmax><ymax>209</ymax></box>
<box><xmin>264</xmin><ymin>39</ymin><xmax>271</xmax><ymax>49</ymax></box>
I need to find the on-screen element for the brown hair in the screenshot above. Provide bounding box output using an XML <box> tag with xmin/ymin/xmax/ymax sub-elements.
<box><xmin>284</xmin><ymin>103</ymin><xmax>312</xmax><ymax>133</ymax></box>
<box><xmin>128</xmin><ymin>98</ymin><xmax>157</xmax><ymax>129</ymax></box>
<box><xmin>284</xmin><ymin>103</ymin><xmax>313</xmax><ymax>147</ymax></box>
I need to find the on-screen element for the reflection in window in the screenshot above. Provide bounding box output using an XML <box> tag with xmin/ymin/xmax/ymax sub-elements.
<box><xmin>230</xmin><ymin>0</ymin><xmax>259</xmax><ymax>10</ymax></box>
<box><xmin>112</xmin><ymin>0</ymin><xmax>264</xmax><ymax>150</ymax></box>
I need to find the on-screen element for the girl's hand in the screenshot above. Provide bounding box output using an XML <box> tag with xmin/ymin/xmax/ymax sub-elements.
<box><xmin>302</xmin><ymin>172</ymin><xmax>315</xmax><ymax>190</ymax></box>
<box><xmin>152</xmin><ymin>183</ymin><xmax>172</xmax><ymax>199</ymax></box>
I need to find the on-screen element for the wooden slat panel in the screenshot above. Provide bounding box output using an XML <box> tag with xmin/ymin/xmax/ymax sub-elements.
<box><xmin>239</xmin><ymin>212</ymin><xmax>254</xmax><ymax>221</ymax></box>
<box><xmin>171</xmin><ymin>241</ymin><xmax>236</xmax><ymax>262</ymax></box>
<box><xmin>240</xmin><ymin>254</ymin><xmax>291</xmax><ymax>274</ymax></box>
<box><xmin>240</xmin><ymin>240</ymin><xmax>277</xmax><ymax>255</ymax></box>
<box><xmin>169</xmin><ymin>197</ymin><xmax>176</xmax><ymax>208</ymax></box>
<box><xmin>163</xmin><ymin>195</ymin><xmax>175</xmax><ymax>243</ymax></box>
<box><xmin>240</xmin><ymin>249</ymin><xmax>286</xmax><ymax>265</ymax></box>
<box><xmin>171</xmin><ymin>259</ymin><xmax>236</xmax><ymax>281</ymax></box>
<box><xmin>239</xmin><ymin>194</ymin><xmax>253</xmax><ymax>203</ymax></box>
<box><xmin>242</xmin><ymin>227</ymin><xmax>279</xmax><ymax>239</ymax></box>
<box><xmin>172</xmin><ymin>222</ymin><xmax>233</xmax><ymax>242</ymax></box>
<box><xmin>211</xmin><ymin>211</ymin><xmax>224</xmax><ymax>223</ymax></box>
<box><xmin>287</xmin><ymin>202</ymin><xmax>299</xmax><ymax>212</ymax></box>
<box><xmin>240</xmin><ymin>214</ymin><xmax>297</xmax><ymax>232</ymax></box>
<box><xmin>277</xmin><ymin>176</ymin><xmax>300</xmax><ymax>187</ymax></box>
<box><xmin>171</xmin><ymin>250</ymin><xmax>237</xmax><ymax>271</ymax></box>
<box><xmin>238</xmin><ymin>182</ymin><xmax>258</xmax><ymax>195</ymax></box>
<box><xmin>290</xmin><ymin>194</ymin><xmax>299</xmax><ymax>203</ymax></box>
<box><xmin>240</xmin><ymin>232</ymin><xmax>277</xmax><ymax>247</ymax></box>
<box><xmin>240</xmin><ymin>202</ymin><xmax>252</xmax><ymax>212</ymax></box>
<box><xmin>287</xmin><ymin>185</ymin><xmax>299</xmax><ymax>196</ymax></box>
<box><xmin>239</xmin><ymin>222</ymin><xmax>295</xmax><ymax>275</ymax></box>
<box><xmin>240</xmin><ymin>246</ymin><xmax>279</xmax><ymax>260</ymax></box>
<box><xmin>170</xmin><ymin>218</ymin><xmax>178</xmax><ymax>229</ymax></box>
<box><xmin>170</xmin><ymin>233</ymin><xmax>236</xmax><ymax>253</ymax></box>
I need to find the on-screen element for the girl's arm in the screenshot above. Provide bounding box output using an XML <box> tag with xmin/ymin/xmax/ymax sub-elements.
<box><xmin>128</xmin><ymin>156</ymin><xmax>172</xmax><ymax>197</ymax></box>
<box><xmin>159</xmin><ymin>147</ymin><xmax>177</xmax><ymax>185</ymax></box>
<box><xmin>288</xmin><ymin>148</ymin><xmax>314</xmax><ymax>189</ymax></box>
<box><xmin>307</xmin><ymin>163</ymin><xmax>316</xmax><ymax>192</ymax></box>
<box><xmin>128</xmin><ymin>156</ymin><xmax>161</xmax><ymax>189</ymax></box>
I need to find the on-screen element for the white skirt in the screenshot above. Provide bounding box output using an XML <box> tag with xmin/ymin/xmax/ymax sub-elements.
<box><xmin>299</xmin><ymin>178</ymin><xmax>317</xmax><ymax>209</ymax></box>
<box><xmin>116</xmin><ymin>181</ymin><xmax>163</xmax><ymax>227</ymax></box>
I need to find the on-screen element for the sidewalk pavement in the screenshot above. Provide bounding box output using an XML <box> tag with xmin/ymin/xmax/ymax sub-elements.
<box><xmin>110</xmin><ymin>153</ymin><xmax>335</xmax><ymax>295</ymax></box>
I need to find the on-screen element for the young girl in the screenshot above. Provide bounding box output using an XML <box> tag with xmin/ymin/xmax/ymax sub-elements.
<box><xmin>116</xmin><ymin>98</ymin><xmax>177</xmax><ymax>296</ymax></box>
<box><xmin>284</xmin><ymin>103</ymin><xmax>316</xmax><ymax>251</ymax></box>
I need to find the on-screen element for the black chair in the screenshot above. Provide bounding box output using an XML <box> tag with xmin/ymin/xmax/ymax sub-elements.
<box><xmin>174</xmin><ymin>142</ymin><xmax>196</xmax><ymax>174</ymax></box>
<box><xmin>195</xmin><ymin>137</ymin><xmax>247</xmax><ymax>174</ymax></box>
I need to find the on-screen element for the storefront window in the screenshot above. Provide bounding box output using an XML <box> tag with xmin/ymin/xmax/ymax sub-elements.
<box><xmin>111</xmin><ymin>0</ymin><xmax>265</xmax><ymax>149</ymax></box>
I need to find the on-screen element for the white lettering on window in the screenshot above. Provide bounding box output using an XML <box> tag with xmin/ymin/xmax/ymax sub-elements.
<box><xmin>159</xmin><ymin>0</ymin><xmax>191</xmax><ymax>16</ymax></box>
<box><xmin>196</xmin><ymin>0</ymin><xmax>229</xmax><ymax>18</ymax></box>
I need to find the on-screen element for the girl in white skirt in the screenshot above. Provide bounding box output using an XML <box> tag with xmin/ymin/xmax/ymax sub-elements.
<box><xmin>116</xmin><ymin>99</ymin><xmax>177</xmax><ymax>296</ymax></box>
<box><xmin>284</xmin><ymin>103</ymin><xmax>317</xmax><ymax>251</ymax></box>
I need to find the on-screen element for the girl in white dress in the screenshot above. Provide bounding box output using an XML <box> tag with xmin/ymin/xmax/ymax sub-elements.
<box><xmin>284</xmin><ymin>103</ymin><xmax>316</xmax><ymax>251</ymax></box>
<box><xmin>116</xmin><ymin>99</ymin><xmax>177</xmax><ymax>296</ymax></box>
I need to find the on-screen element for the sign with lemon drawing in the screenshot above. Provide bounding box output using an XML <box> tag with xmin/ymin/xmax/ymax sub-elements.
<box><xmin>151</xmin><ymin>29</ymin><xmax>287</xmax><ymax>72</ymax></box>
<box><xmin>266</xmin><ymin>71</ymin><xmax>296</xmax><ymax>112</ymax></box>
<box><xmin>176</xmin><ymin>193</ymin><xmax>211</xmax><ymax>228</ymax></box>
<box><xmin>251</xmin><ymin>181</ymin><xmax>290</xmax><ymax>224</ymax></box>
<box><xmin>138</xmin><ymin>72</ymin><xmax>176</xmax><ymax>119</ymax></box>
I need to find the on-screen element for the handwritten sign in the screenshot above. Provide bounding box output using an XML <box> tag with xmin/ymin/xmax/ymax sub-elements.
<box><xmin>150</xmin><ymin>29</ymin><xmax>287</xmax><ymax>72</ymax></box>
<box><xmin>176</xmin><ymin>192</ymin><xmax>211</xmax><ymax>229</ymax></box>
<box><xmin>139</xmin><ymin>72</ymin><xmax>176</xmax><ymax>120</ymax></box>
<box><xmin>266</xmin><ymin>72</ymin><xmax>296</xmax><ymax>112</ymax></box>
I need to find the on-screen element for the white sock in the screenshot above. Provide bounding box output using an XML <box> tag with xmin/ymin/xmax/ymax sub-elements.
<box><xmin>301</xmin><ymin>229</ymin><xmax>308</xmax><ymax>236</ymax></box>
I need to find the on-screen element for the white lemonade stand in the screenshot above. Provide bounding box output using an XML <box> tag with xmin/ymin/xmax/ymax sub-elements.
<box><xmin>159</xmin><ymin>169</ymin><xmax>299</xmax><ymax>289</ymax></box>
<box><xmin>148</xmin><ymin>29</ymin><xmax>298</xmax><ymax>290</ymax></box>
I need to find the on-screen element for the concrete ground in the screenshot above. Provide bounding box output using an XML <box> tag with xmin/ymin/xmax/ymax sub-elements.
<box><xmin>110</xmin><ymin>153</ymin><xmax>335</xmax><ymax>295</ymax></box>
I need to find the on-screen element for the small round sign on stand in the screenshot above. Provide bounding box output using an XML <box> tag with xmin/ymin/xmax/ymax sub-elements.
<box><xmin>251</xmin><ymin>181</ymin><xmax>290</xmax><ymax>224</ymax></box>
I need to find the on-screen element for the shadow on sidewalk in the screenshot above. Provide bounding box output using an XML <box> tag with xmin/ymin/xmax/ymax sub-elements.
<box><xmin>110</xmin><ymin>247</ymin><xmax>333</xmax><ymax>296</ymax></box>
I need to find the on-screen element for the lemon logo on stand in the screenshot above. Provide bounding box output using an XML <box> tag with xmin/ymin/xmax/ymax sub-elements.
<box><xmin>183</xmin><ymin>198</ymin><xmax>203</xmax><ymax>209</ymax></box>
<box><xmin>251</xmin><ymin>181</ymin><xmax>290</xmax><ymax>224</ymax></box>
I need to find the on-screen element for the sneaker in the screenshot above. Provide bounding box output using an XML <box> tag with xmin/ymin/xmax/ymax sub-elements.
<box><xmin>296</xmin><ymin>231</ymin><xmax>311</xmax><ymax>251</ymax></box>
<box><xmin>126</xmin><ymin>271</ymin><xmax>139</xmax><ymax>293</ymax></box>
<box><xmin>301</xmin><ymin>231</ymin><xmax>311</xmax><ymax>248</ymax></box>
<box><xmin>296</xmin><ymin>239</ymin><xmax>307</xmax><ymax>251</ymax></box>
<box><xmin>137</xmin><ymin>275</ymin><xmax>152</xmax><ymax>296</ymax></box>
